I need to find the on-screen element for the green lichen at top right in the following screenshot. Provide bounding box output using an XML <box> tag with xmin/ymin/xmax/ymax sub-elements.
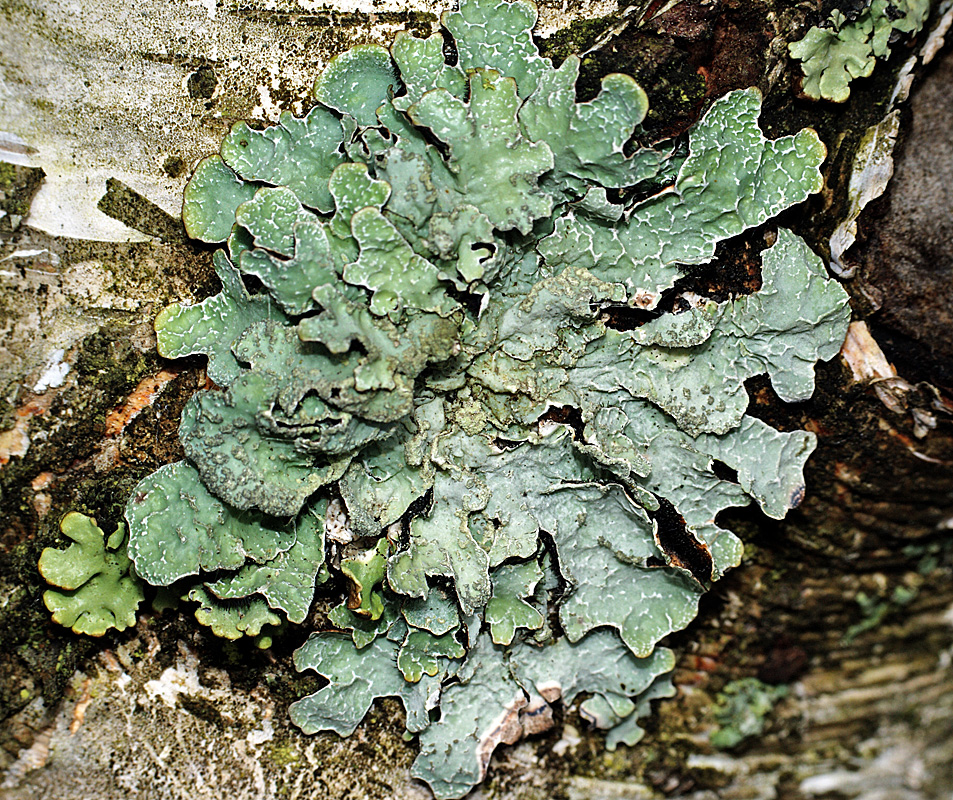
<box><xmin>789</xmin><ymin>0</ymin><xmax>931</xmax><ymax>102</ymax></box>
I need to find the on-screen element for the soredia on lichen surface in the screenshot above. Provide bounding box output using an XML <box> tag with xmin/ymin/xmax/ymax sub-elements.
<box><xmin>117</xmin><ymin>0</ymin><xmax>850</xmax><ymax>795</ymax></box>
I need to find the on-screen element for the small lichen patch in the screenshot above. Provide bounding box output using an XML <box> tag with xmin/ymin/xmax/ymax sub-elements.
<box><xmin>38</xmin><ymin>513</ymin><xmax>144</xmax><ymax>637</ymax></box>
<box><xmin>789</xmin><ymin>0</ymin><xmax>931</xmax><ymax>102</ymax></box>
<box><xmin>709</xmin><ymin>677</ymin><xmax>788</xmax><ymax>749</ymax></box>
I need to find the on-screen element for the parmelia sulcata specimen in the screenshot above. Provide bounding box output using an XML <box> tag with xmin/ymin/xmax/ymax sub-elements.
<box><xmin>109</xmin><ymin>0</ymin><xmax>850</xmax><ymax>796</ymax></box>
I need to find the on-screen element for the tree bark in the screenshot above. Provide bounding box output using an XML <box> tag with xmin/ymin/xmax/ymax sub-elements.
<box><xmin>1</xmin><ymin>1</ymin><xmax>952</xmax><ymax>798</ymax></box>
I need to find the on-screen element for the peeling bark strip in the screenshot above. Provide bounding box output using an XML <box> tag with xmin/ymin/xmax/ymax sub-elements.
<box><xmin>97</xmin><ymin>180</ymin><xmax>187</xmax><ymax>244</ymax></box>
<box><xmin>103</xmin><ymin>368</ymin><xmax>180</xmax><ymax>436</ymax></box>
<box><xmin>475</xmin><ymin>691</ymin><xmax>530</xmax><ymax>782</ymax></box>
